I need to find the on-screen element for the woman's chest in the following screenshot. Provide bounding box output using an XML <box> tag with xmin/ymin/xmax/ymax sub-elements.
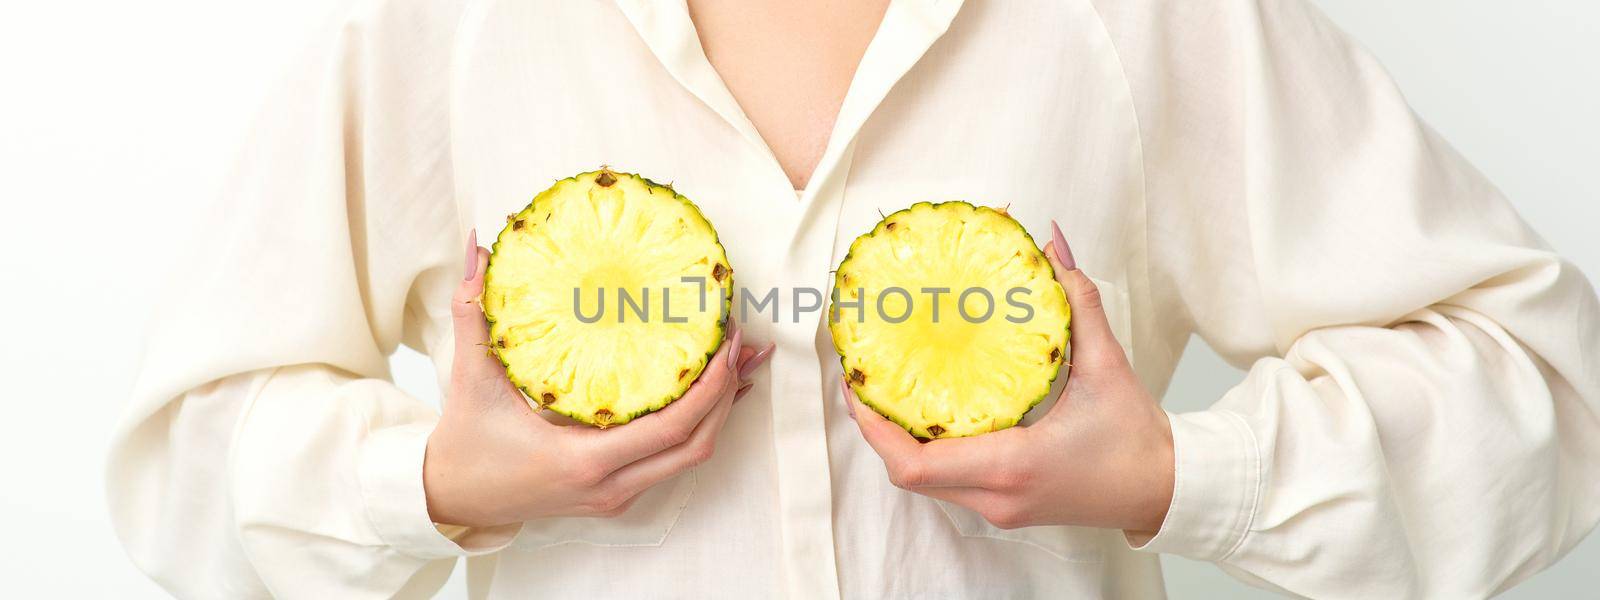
<box><xmin>448</xmin><ymin>0</ymin><xmax>1150</xmax><ymax>355</ymax></box>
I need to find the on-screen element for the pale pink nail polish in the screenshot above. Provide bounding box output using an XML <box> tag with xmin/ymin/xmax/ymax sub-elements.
<box><xmin>726</xmin><ymin>324</ymin><xmax>743</xmax><ymax>369</ymax></box>
<box><xmin>463</xmin><ymin>229</ymin><xmax>479</xmax><ymax>280</ymax></box>
<box><xmin>735</xmin><ymin>382</ymin><xmax>754</xmax><ymax>401</ymax></box>
<box><xmin>739</xmin><ymin>343</ymin><xmax>775</xmax><ymax>379</ymax></box>
<box><xmin>1050</xmin><ymin>220</ymin><xmax>1076</xmax><ymax>270</ymax></box>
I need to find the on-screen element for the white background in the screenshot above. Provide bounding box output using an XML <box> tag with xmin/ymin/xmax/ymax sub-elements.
<box><xmin>1</xmin><ymin>1</ymin><xmax>1594</xmax><ymax>597</ymax></box>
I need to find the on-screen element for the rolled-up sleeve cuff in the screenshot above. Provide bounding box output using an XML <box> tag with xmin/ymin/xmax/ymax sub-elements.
<box><xmin>358</xmin><ymin>423</ymin><xmax>521</xmax><ymax>559</ymax></box>
<box><xmin>1127</xmin><ymin>410</ymin><xmax>1260</xmax><ymax>561</ymax></box>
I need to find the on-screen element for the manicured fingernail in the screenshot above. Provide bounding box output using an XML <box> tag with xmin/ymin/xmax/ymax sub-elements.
<box><xmin>840</xmin><ymin>377</ymin><xmax>857</xmax><ymax>420</ymax></box>
<box><xmin>726</xmin><ymin>322</ymin><xmax>743</xmax><ymax>369</ymax></box>
<box><xmin>735</xmin><ymin>382</ymin><xmax>754</xmax><ymax>401</ymax></box>
<box><xmin>1050</xmin><ymin>220</ymin><xmax>1075</xmax><ymax>270</ymax></box>
<box><xmin>739</xmin><ymin>343</ymin><xmax>776</xmax><ymax>379</ymax></box>
<box><xmin>464</xmin><ymin>229</ymin><xmax>479</xmax><ymax>280</ymax></box>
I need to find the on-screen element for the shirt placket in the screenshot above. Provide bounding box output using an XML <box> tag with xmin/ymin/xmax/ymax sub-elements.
<box><xmin>613</xmin><ymin>2</ymin><xmax>965</xmax><ymax>597</ymax></box>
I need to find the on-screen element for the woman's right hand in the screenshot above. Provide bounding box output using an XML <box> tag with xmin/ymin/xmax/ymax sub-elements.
<box><xmin>423</xmin><ymin>231</ymin><xmax>771</xmax><ymax>528</ymax></box>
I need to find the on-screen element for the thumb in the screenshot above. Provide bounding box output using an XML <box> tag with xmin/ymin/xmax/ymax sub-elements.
<box><xmin>1045</xmin><ymin>221</ymin><xmax>1123</xmax><ymax>372</ymax></box>
<box><xmin>450</xmin><ymin>230</ymin><xmax>510</xmax><ymax>394</ymax></box>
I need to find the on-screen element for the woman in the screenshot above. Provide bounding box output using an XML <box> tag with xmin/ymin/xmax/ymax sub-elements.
<box><xmin>109</xmin><ymin>0</ymin><xmax>1600</xmax><ymax>598</ymax></box>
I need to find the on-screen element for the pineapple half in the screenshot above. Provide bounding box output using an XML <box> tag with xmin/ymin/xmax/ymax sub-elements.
<box><xmin>481</xmin><ymin>169</ymin><xmax>732</xmax><ymax>428</ymax></box>
<box><xmin>829</xmin><ymin>201</ymin><xmax>1070</xmax><ymax>439</ymax></box>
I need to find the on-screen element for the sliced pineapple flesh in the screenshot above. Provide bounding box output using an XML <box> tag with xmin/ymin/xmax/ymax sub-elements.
<box><xmin>482</xmin><ymin>169</ymin><xmax>731</xmax><ymax>427</ymax></box>
<box><xmin>830</xmin><ymin>202</ymin><xmax>1070</xmax><ymax>438</ymax></box>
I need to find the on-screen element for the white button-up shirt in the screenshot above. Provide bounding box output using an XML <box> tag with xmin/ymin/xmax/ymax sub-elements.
<box><xmin>108</xmin><ymin>0</ymin><xmax>1600</xmax><ymax>598</ymax></box>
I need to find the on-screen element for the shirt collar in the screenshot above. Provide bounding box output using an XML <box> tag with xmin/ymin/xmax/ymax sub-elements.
<box><xmin>613</xmin><ymin>0</ymin><xmax>965</xmax><ymax>200</ymax></box>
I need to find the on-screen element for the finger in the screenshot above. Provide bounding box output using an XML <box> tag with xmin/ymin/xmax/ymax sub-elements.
<box><xmin>738</xmin><ymin>342</ymin><xmax>776</xmax><ymax>380</ymax></box>
<box><xmin>597</xmin><ymin>379</ymin><xmax>738</xmax><ymax>501</ymax></box>
<box><xmin>731</xmin><ymin>341</ymin><xmax>774</xmax><ymax>405</ymax></box>
<box><xmin>845</xmin><ymin>377</ymin><xmax>922</xmax><ymax>470</ymax></box>
<box><xmin>1045</xmin><ymin>220</ymin><xmax>1122</xmax><ymax>370</ymax></box>
<box><xmin>450</xmin><ymin>231</ymin><xmax>519</xmax><ymax>397</ymax></box>
<box><xmin>582</xmin><ymin>318</ymin><xmax>743</xmax><ymax>470</ymax></box>
<box><xmin>845</xmin><ymin>378</ymin><xmax>1008</xmax><ymax>489</ymax></box>
<box><xmin>730</xmin><ymin>344</ymin><xmax>759</xmax><ymax>383</ymax></box>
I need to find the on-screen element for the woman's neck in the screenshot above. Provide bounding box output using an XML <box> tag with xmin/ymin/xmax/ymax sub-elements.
<box><xmin>688</xmin><ymin>0</ymin><xmax>891</xmax><ymax>190</ymax></box>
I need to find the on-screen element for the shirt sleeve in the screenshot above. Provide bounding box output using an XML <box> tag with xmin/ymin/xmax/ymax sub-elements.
<box><xmin>104</xmin><ymin>1</ymin><xmax>518</xmax><ymax>597</ymax></box>
<box><xmin>1118</xmin><ymin>0</ymin><xmax>1600</xmax><ymax>597</ymax></box>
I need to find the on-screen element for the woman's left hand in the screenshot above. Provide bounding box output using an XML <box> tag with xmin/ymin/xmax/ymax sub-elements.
<box><xmin>846</xmin><ymin>221</ymin><xmax>1176</xmax><ymax>539</ymax></box>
